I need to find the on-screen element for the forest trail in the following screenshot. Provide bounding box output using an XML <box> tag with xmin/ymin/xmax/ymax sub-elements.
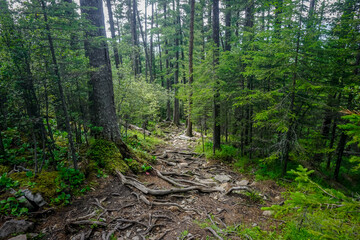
<box><xmin>37</xmin><ymin>128</ymin><xmax>285</xmax><ymax>240</ymax></box>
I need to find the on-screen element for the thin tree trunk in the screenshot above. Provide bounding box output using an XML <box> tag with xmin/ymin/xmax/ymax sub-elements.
<box><xmin>281</xmin><ymin>0</ymin><xmax>303</xmax><ymax>176</ymax></box>
<box><xmin>186</xmin><ymin>0</ymin><xmax>195</xmax><ymax>137</ymax></box>
<box><xmin>225</xmin><ymin>0</ymin><xmax>231</xmax><ymax>51</ymax></box>
<box><xmin>106</xmin><ymin>0</ymin><xmax>120</xmax><ymax>69</ymax></box>
<box><xmin>173</xmin><ymin>0</ymin><xmax>180</xmax><ymax>126</ymax></box>
<box><xmin>40</xmin><ymin>0</ymin><xmax>78</xmax><ymax>169</ymax></box>
<box><xmin>212</xmin><ymin>0</ymin><xmax>221</xmax><ymax>152</ymax></box>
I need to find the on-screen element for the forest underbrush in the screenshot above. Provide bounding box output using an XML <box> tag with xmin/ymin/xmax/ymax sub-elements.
<box><xmin>196</xmin><ymin>139</ymin><xmax>360</xmax><ymax>240</ymax></box>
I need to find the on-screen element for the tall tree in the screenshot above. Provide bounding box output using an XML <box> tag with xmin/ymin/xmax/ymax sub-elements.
<box><xmin>106</xmin><ymin>0</ymin><xmax>121</xmax><ymax>69</ymax></box>
<box><xmin>186</xmin><ymin>0</ymin><xmax>195</xmax><ymax>137</ymax></box>
<box><xmin>212</xmin><ymin>0</ymin><xmax>221</xmax><ymax>152</ymax></box>
<box><xmin>80</xmin><ymin>0</ymin><xmax>130</xmax><ymax>157</ymax></box>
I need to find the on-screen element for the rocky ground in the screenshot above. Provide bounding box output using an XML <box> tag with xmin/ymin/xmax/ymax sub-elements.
<box><xmin>1</xmin><ymin>129</ymin><xmax>286</xmax><ymax>240</ymax></box>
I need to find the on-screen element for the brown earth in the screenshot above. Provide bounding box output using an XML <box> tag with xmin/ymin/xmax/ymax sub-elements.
<box><xmin>34</xmin><ymin>128</ymin><xmax>286</xmax><ymax>240</ymax></box>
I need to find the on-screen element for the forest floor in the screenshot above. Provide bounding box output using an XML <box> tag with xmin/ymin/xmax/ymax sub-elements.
<box><xmin>35</xmin><ymin>128</ymin><xmax>286</xmax><ymax>240</ymax></box>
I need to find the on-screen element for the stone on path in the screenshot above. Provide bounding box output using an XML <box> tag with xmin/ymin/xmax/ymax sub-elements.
<box><xmin>8</xmin><ymin>235</ymin><xmax>27</xmax><ymax>240</ymax></box>
<box><xmin>237</xmin><ymin>179</ymin><xmax>249</xmax><ymax>186</ymax></box>
<box><xmin>262</xmin><ymin>210</ymin><xmax>273</xmax><ymax>216</ymax></box>
<box><xmin>214</xmin><ymin>174</ymin><xmax>231</xmax><ymax>183</ymax></box>
<box><xmin>0</xmin><ymin>220</ymin><xmax>34</xmax><ymax>239</ymax></box>
<box><xmin>178</xmin><ymin>163</ymin><xmax>188</xmax><ymax>168</ymax></box>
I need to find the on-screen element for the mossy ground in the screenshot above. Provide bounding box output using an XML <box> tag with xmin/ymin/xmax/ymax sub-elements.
<box><xmin>9</xmin><ymin>171</ymin><xmax>59</xmax><ymax>201</ymax></box>
<box><xmin>87</xmin><ymin>139</ymin><xmax>129</xmax><ymax>174</ymax></box>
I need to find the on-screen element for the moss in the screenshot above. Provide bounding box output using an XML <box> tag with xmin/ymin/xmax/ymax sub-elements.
<box><xmin>32</xmin><ymin>171</ymin><xmax>59</xmax><ymax>200</ymax></box>
<box><xmin>10</xmin><ymin>171</ymin><xmax>59</xmax><ymax>201</ymax></box>
<box><xmin>124</xmin><ymin>158</ymin><xmax>141</xmax><ymax>173</ymax></box>
<box><xmin>0</xmin><ymin>165</ymin><xmax>10</xmax><ymax>175</ymax></box>
<box><xmin>87</xmin><ymin>139</ymin><xmax>129</xmax><ymax>174</ymax></box>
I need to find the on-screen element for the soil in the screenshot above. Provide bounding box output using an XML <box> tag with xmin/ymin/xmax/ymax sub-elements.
<box><xmin>33</xmin><ymin>128</ymin><xmax>286</xmax><ymax>240</ymax></box>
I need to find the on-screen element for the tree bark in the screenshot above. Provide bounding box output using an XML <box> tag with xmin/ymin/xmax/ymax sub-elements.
<box><xmin>173</xmin><ymin>0</ymin><xmax>180</xmax><ymax>126</ymax></box>
<box><xmin>186</xmin><ymin>0</ymin><xmax>195</xmax><ymax>137</ymax></box>
<box><xmin>40</xmin><ymin>0</ymin><xmax>78</xmax><ymax>169</ymax></box>
<box><xmin>212</xmin><ymin>0</ymin><xmax>221</xmax><ymax>152</ymax></box>
<box><xmin>224</xmin><ymin>0</ymin><xmax>231</xmax><ymax>51</ymax></box>
<box><xmin>80</xmin><ymin>0</ymin><xmax>131</xmax><ymax>158</ymax></box>
<box><xmin>106</xmin><ymin>0</ymin><xmax>121</xmax><ymax>69</ymax></box>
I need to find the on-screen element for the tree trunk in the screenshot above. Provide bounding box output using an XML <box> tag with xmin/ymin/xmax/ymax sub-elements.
<box><xmin>173</xmin><ymin>0</ymin><xmax>180</xmax><ymax>126</ymax></box>
<box><xmin>281</xmin><ymin>0</ymin><xmax>303</xmax><ymax>176</ymax></box>
<box><xmin>40</xmin><ymin>0</ymin><xmax>78</xmax><ymax>169</ymax></box>
<box><xmin>164</xmin><ymin>3</ymin><xmax>171</xmax><ymax>121</ymax></box>
<box><xmin>150</xmin><ymin>1</ymin><xmax>154</xmax><ymax>82</ymax></box>
<box><xmin>106</xmin><ymin>0</ymin><xmax>120</xmax><ymax>69</ymax></box>
<box><xmin>212</xmin><ymin>0</ymin><xmax>221</xmax><ymax>152</ymax></box>
<box><xmin>80</xmin><ymin>0</ymin><xmax>131</xmax><ymax>158</ymax></box>
<box><xmin>186</xmin><ymin>0</ymin><xmax>195</xmax><ymax>137</ymax></box>
<box><xmin>224</xmin><ymin>0</ymin><xmax>231</xmax><ymax>51</ymax></box>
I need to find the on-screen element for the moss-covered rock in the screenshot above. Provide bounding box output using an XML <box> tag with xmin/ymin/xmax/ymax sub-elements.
<box><xmin>10</xmin><ymin>171</ymin><xmax>59</xmax><ymax>201</ymax></box>
<box><xmin>87</xmin><ymin>139</ymin><xmax>129</xmax><ymax>174</ymax></box>
<box><xmin>31</xmin><ymin>171</ymin><xmax>59</xmax><ymax>200</ymax></box>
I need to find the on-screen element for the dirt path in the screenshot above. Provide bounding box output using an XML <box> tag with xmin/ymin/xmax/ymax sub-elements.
<box><xmin>37</xmin><ymin>129</ymin><xmax>284</xmax><ymax>240</ymax></box>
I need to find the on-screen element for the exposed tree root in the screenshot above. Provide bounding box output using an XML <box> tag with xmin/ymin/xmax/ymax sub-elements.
<box><xmin>117</xmin><ymin>170</ymin><xmax>222</xmax><ymax>196</ymax></box>
<box><xmin>226</xmin><ymin>186</ymin><xmax>253</xmax><ymax>195</ymax></box>
<box><xmin>206</xmin><ymin>227</ymin><xmax>224</xmax><ymax>240</ymax></box>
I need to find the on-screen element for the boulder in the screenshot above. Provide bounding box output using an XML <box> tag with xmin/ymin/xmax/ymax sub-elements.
<box><xmin>22</xmin><ymin>189</ymin><xmax>47</xmax><ymax>207</ymax></box>
<box><xmin>0</xmin><ymin>220</ymin><xmax>34</xmax><ymax>239</ymax></box>
<box><xmin>214</xmin><ymin>174</ymin><xmax>231</xmax><ymax>183</ymax></box>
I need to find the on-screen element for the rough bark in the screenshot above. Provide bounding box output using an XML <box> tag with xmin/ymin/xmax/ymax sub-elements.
<box><xmin>173</xmin><ymin>0</ymin><xmax>180</xmax><ymax>126</ymax></box>
<box><xmin>212</xmin><ymin>0</ymin><xmax>221</xmax><ymax>152</ymax></box>
<box><xmin>186</xmin><ymin>0</ymin><xmax>195</xmax><ymax>137</ymax></box>
<box><xmin>80</xmin><ymin>0</ymin><xmax>131</xmax><ymax>158</ymax></box>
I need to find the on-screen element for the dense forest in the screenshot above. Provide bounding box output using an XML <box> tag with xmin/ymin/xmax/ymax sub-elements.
<box><xmin>0</xmin><ymin>0</ymin><xmax>359</xmax><ymax>239</ymax></box>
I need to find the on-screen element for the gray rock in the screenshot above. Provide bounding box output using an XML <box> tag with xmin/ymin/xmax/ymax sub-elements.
<box><xmin>132</xmin><ymin>236</ymin><xmax>140</xmax><ymax>240</ymax></box>
<box><xmin>0</xmin><ymin>220</ymin><xmax>34</xmax><ymax>239</ymax></box>
<box><xmin>238</xmin><ymin>179</ymin><xmax>249</xmax><ymax>186</ymax></box>
<box><xmin>178</xmin><ymin>163</ymin><xmax>188</xmax><ymax>168</ymax></box>
<box><xmin>262</xmin><ymin>210</ymin><xmax>273</xmax><ymax>216</ymax></box>
<box><xmin>214</xmin><ymin>174</ymin><xmax>231</xmax><ymax>183</ymax></box>
<box><xmin>8</xmin><ymin>235</ymin><xmax>27</xmax><ymax>240</ymax></box>
<box><xmin>22</xmin><ymin>189</ymin><xmax>47</xmax><ymax>207</ymax></box>
<box><xmin>17</xmin><ymin>196</ymin><xmax>35</xmax><ymax>210</ymax></box>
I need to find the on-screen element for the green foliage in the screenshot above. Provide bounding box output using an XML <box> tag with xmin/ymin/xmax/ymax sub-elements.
<box><xmin>195</xmin><ymin>141</ymin><xmax>239</xmax><ymax>162</ymax></box>
<box><xmin>57</xmin><ymin>165</ymin><xmax>85</xmax><ymax>191</ymax></box>
<box><xmin>0</xmin><ymin>191</ymin><xmax>28</xmax><ymax>216</ymax></box>
<box><xmin>0</xmin><ymin>173</ymin><xmax>19</xmax><ymax>190</ymax></box>
<box><xmin>141</xmin><ymin>163</ymin><xmax>152</xmax><ymax>173</ymax></box>
<box><xmin>261</xmin><ymin>165</ymin><xmax>360</xmax><ymax>239</ymax></box>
